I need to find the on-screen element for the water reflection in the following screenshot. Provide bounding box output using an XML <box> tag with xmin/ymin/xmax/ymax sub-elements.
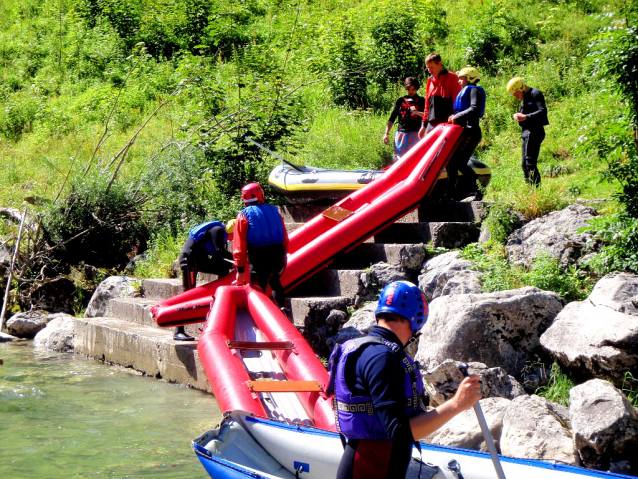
<box><xmin>0</xmin><ymin>341</ymin><xmax>221</xmax><ymax>478</ymax></box>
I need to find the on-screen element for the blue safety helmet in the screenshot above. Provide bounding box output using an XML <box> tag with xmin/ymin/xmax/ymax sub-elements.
<box><xmin>375</xmin><ymin>281</ymin><xmax>428</xmax><ymax>333</ymax></box>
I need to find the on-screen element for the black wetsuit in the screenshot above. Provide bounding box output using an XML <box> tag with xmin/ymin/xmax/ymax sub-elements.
<box><xmin>519</xmin><ymin>88</ymin><xmax>549</xmax><ymax>186</ymax></box>
<box><xmin>447</xmin><ymin>86</ymin><xmax>485</xmax><ymax>199</ymax></box>
<box><xmin>336</xmin><ymin>326</ymin><xmax>416</xmax><ymax>479</ymax></box>
<box><xmin>178</xmin><ymin>225</ymin><xmax>232</xmax><ymax>290</ymax></box>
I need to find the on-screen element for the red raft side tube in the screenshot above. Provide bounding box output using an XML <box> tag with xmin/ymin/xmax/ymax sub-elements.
<box><xmin>197</xmin><ymin>285</ymin><xmax>335</xmax><ymax>431</ymax></box>
<box><xmin>151</xmin><ymin>124</ymin><xmax>463</xmax><ymax>326</ymax></box>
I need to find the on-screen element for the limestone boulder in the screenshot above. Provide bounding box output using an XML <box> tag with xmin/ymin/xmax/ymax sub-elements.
<box><xmin>85</xmin><ymin>276</ymin><xmax>141</xmax><ymax>317</ymax></box>
<box><xmin>506</xmin><ymin>204</ymin><xmax>598</xmax><ymax>267</ymax></box>
<box><xmin>416</xmin><ymin>287</ymin><xmax>564</xmax><ymax>378</ymax></box>
<box><xmin>540</xmin><ymin>275</ymin><xmax>638</xmax><ymax>386</ymax></box>
<box><xmin>326</xmin><ymin>302</ymin><xmax>376</xmax><ymax>350</ymax></box>
<box><xmin>501</xmin><ymin>395</ymin><xmax>578</xmax><ymax>464</ymax></box>
<box><xmin>357</xmin><ymin>263</ymin><xmax>411</xmax><ymax>305</ymax></box>
<box><xmin>397</xmin><ymin>244</ymin><xmax>428</xmax><ymax>272</ymax></box>
<box><xmin>420</xmin><ymin>360</ymin><xmax>525</xmax><ymax>407</ymax></box>
<box><xmin>423</xmin><ymin>397</ymin><xmax>511</xmax><ymax>451</ymax></box>
<box><xmin>34</xmin><ymin>314</ymin><xmax>76</xmax><ymax>352</ymax></box>
<box><xmin>292</xmin><ymin>297</ymin><xmax>350</xmax><ymax>358</ymax></box>
<box><xmin>6</xmin><ymin>310</ymin><xmax>51</xmax><ymax>338</ymax></box>
<box><xmin>418</xmin><ymin>251</ymin><xmax>482</xmax><ymax>303</ymax></box>
<box><xmin>570</xmin><ymin>379</ymin><xmax>638</xmax><ymax>472</ymax></box>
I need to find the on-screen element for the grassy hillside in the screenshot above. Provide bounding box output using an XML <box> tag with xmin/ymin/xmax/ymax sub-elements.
<box><xmin>0</xmin><ymin>0</ymin><xmax>636</xmax><ymax>276</ymax></box>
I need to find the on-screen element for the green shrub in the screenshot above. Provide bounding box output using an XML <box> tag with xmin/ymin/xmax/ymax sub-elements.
<box><xmin>536</xmin><ymin>362</ymin><xmax>575</xmax><ymax>407</ymax></box>
<box><xmin>524</xmin><ymin>251</ymin><xmax>592</xmax><ymax>301</ymax></box>
<box><xmin>584</xmin><ymin>212</ymin><xmax>638</xmax><ymax>274</ymax></box>
<box><xmin>134</xmin><ymin>230</ymin><xmax>183</xmax><ymax>279</ymax></box>
<box><xmin>369</xmin><ymin>15</ymin><xmax>424</xmax><ymax>88</ymax></box>
<box><xmin>482</xmin><ymin>202</ymin><xmax>519</xmax><ymax>244</ymax></box>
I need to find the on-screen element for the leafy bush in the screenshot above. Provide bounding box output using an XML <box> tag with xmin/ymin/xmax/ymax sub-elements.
<box><xmin>369</xmin><ymin>15</ymin><xmax>424</xmax><ymax>88</ymax></box>
<box><xmin>42</xmin><ymin>170</ymin><xmax>149</xmax><ymax>269</ymax></box>
<box><xmin>324</xmin><ymin>23</ymin><xmax>369</xmax><ymax>109</ymax></box>
<box><xmin>461</xmin><ymin>5</ymin><xmax>538</xmax><ymax>74</ymax></box>
<box><xmin>524</xmin><ymin>251</ymin><xmax>592</xmax><ymax>301</ymax></box>
<box><xmin>461</xmin><ymin>242</ymin><xmax>523</xmax><ymax>292</ymax></box>
<box><xmin>583</xmin><ymin>212</ymin><xmax>638</xmax><ymax>274</ymax></box>
<box><xmin>134</xmin><ymin>230</ymin><xmax>183</xmax><ymax>279</ymax></box>
<box><xmin>482</xmin><ymin>202</ymin><xmax>520</xmax><ymax>244</ymax></box>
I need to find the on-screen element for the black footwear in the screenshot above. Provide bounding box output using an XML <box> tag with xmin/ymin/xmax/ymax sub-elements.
<box><xmin>173</xmin><ymin>332</ymin><xmax>196</xmax><ymax>341</ymax></box>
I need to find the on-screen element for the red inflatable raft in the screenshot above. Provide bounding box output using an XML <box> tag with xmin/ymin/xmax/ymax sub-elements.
<box><xmin>150</xmin><ymin>123</ymin><xmax>463</xmax><ymax>326</ymax></box>
<box><xmin>198</xmin><ymin>284</ymin><xmax>335</xmax><ymax>430</ymax></box>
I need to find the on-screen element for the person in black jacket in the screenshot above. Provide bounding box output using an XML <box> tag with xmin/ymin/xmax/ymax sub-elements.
<box><xmin>447</xmin><ymin>67</ymin><xmax>486</xmax><ymax>201</ymax></box>
<box><xmin>174</xmin><ymin>220</ymin><xmax>233</xmax><ymax>341</ymax></box>
<box><xmin>507</xmin><ymin>77</ymin><xmax>549</xmax><ymax>187</ymax></box>
<box><xmin>382</xmin><ymin>77</ymin><xmax>426</xmax><ymax>162</ymax></box>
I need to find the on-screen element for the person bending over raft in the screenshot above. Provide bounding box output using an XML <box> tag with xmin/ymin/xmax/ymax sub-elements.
<box><xmin>233</xmin><ymin>182</ymin><xmax>289</xmax><ymax>310</ymax></box>
<box><xmin>446</xmin><ymin>66</ymin><xmax>486</xmax><ymax>201</ymax></box>
<box><xmin>175</xmin><ymin>220</ymin><xmax>233</xmax><ymax>341</ymax></box>
<box><xmin>328</xmin><ymin>281</ymin><xmax>481</xmax><ymax>479</ymax></box>
<box><xmin>382</xmin><ymin>77</ymin><xmax>426</xmax><ymax>162</ymax></box>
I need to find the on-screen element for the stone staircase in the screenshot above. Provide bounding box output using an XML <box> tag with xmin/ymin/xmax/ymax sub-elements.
<box><xmin>73</xmin><ymin>201</ymin><xmax>485</xmax><ymax>392</ymax></box>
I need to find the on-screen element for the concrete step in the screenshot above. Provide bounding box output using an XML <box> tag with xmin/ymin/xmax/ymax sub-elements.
<box><xmin>72</xmin><ymin>316</ymin><xmax>210</xmax><ymax>392</ymax></box>
<box><xmin>329</xmin><ymin>243</ymin><xmax>420</xmax><ymax>269</ymax></box>
<box><xmin>141</xmin><ymin>278</ymin><xmax>183</xmax><ymax>301</ymax></box>
<box><xmin>289</xmin><ymin>269</ymin><xmax>363</xmax><ymax>298</ymax></box>
<box><xmin>107</xmin><ymin>296</ymin><xmax>202</xmax><ymax>339</ymax></box>
<box><xmin>277</xmin><ymin>201</ymin><xmax>485</xmax><ymax>225</ymax></box>
<box><xmin>373</xmin><ymin>221</ymin><xmax>480</xmax><ymax>248</ymax></box>
<box><xmin>288</xmin><ymin>296</ymin><xmax>353</xmax><ymax>327</ymax></box>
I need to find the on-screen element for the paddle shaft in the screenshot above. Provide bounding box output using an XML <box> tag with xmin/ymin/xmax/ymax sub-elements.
<box><xmin>458</xmin><ymin>363</ymin><xmax>507</xmax><ymax>479</ymax></box>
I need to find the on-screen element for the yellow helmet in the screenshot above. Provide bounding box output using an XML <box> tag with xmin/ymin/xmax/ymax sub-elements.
<box><xmin>458</xmin><ymin>67</ymin><xmax>480</xmax><ymax>84</ymax></box>
<box><xmin>507</xmin><ymin>77</ymin><xmax>526</xmax><ymax>95</ymax></box>
<box><xmin>225</xmin><ymin>219</ymin><xmax>236</xmax><ymax>234</ymax></box>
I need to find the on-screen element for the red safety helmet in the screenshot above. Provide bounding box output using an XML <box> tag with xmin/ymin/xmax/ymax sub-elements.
<box><xmin>241</xmin><ymin>182</ymin><xmax>265</xmax><ymax>204</ymax></box>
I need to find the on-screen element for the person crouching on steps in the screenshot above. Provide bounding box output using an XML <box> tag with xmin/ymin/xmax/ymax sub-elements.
<box><xmin>175</xmin><ymin>220</ymin><xmax>233</xmax><ymax>341</ymax></box>
<box><xmin>233</xmin><ymin>182</ymin><xmax>289</xmax><ymax>311</ymax></box>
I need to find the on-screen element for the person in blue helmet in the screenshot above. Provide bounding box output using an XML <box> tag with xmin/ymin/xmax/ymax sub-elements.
<box><xmin>328</xmin><ymin>281</ymin><xmax>481</xmax><ymax>479</ymax></box>
<box><xmin>447</xmin><ymin>67</ymin><xmax>486</xmax><ymax>201</ymax></box>
<box><xmin>174</xmin><ymin>219</ymin><xmax>233</xmax><ymax>341</ymax></box>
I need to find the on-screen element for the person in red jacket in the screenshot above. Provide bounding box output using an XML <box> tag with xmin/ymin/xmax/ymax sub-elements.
<box><xmin>233</xmin><ymin>183</ymin><xmax>289</xmax><ymax>309</ymax></box>
<box><xmin>418</xmin><ymin>53</ymin><xmax>462</xmax><ymax>138</ymax></box>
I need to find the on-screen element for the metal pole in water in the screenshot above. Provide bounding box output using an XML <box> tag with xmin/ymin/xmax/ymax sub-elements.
<box><xmin>458</xmin><ymin>363</ymin><xmax>507</xmax><ymax>479</ymax></box>
<box><xmin>1</xmin><ymin>206</ymin><xmax>27</xmax><ymax>332</ymax></box>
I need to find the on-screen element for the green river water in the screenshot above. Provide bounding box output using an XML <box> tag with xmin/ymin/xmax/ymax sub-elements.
<box><xmin>0</xmin><ymin>341</ymin><xmax>222</xmax><ymax>478</ymax></box>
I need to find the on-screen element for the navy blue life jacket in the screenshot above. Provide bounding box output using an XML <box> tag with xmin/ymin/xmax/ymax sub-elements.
<box><xmin>241</xmin><ymin>204</ymin><xmax>285</xmax><ymax>248</ymax></box>
<box><xmin>188</xmin><ymin>221</ymin><xmax>226</xmax><ymax>257</ymax></box>
<box><xmin>454</xmin><ymin>85</ymin><xmax>486</xmax><ymax>118</ymax></box>
<box><xmin>327</xmin><ymin>336</ymin><xmax>426</xmax><ymax>440</ymax></box>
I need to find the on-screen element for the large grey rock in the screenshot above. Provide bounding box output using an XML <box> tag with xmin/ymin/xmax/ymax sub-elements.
<box><xmin>34</xmin><ymin>314</ymin><xmax>76</xmax><ymax>351</ymax></box>
<box><xmin>570</xmin><ymin>379</ymin><xmax>638</xmax><ymax>471</ymax></box>
<box><xmin>423</xmin><ymin>397</ymin><xmax>511</xmax><ymax>451</ymax></box>
<box><xmin>416</xmin><ymin>287</ymin><xmax>564</xmax><ymax>378</ymax></box>
<box><xmin>398</xmin><ymin>244</ymin><xmax>428</xmax><ymax>271</ymax></box>
<box><xmin>503</xmin><ymin>395</ymin><xmax>576</xmax><ymax>463</ymax></box>
<box><xmin>501</xmin><ymin>395</ymin><xmax>578</xmax><ymax>464</ymax></box>
<box><xmin>506</xmin><ymin>204</ymin><xmax>598</xmax><ymax>267</ymax></box>
<box><xmin>326</xmin><ymin>302</ymin><xmax>377</xmax><ymax>349</ymax></box>
<box><xmin>357</xmin><ymin>263</ymin><xmax>411</xmax><ymax>305</ymax></box>
<box><xmin>587</xmin><ymin>272</ymin><xmax>638</xmax><ymax>315</ymax></box>
<box><xmin>418</xmin><ymin>251</ymin><xmax>482</xmax><ymax>303</ymax></box>
<box><xmin>291</xmin><ymin>297</ymin><xmax>350</xmax><ymax>358</ymax></box>
<box><xmin>540</xmin><ymin>275</ymin><xmax>638</xmax><ymax>386</ymax></box>
<box><xmin>6</xmin><ymin>310</ymin><xmax>51</xmax><ymax>338</ymax></box>
<box><xmin>85</xmin><ymin>276</ymin><xmax>141</xmax><ymax>317</ymax></box>
<box><xmin>420</xmin><ymin>360</ymin><xmax>526</xmax><ymax>407</ymax></box>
